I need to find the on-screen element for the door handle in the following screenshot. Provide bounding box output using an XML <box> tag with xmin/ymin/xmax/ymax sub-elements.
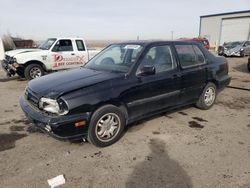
<box><xmin>71</xmin><ymin>53</ymin><xmax>75</xmax><ymax>55</ymax></box>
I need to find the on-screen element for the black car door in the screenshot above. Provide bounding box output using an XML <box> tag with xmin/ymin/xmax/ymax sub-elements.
<box><xmin>174</xmin><ymin>44</ymin><xmax>207</xmax><ymax>103</ymax></box>
<box><xmin>123</xmin><ymin>44</ymin><xmax>181</xmax><ymax>120</ymax></box>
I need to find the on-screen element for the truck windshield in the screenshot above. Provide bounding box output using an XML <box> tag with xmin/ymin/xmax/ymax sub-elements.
<box><xmin>85</xmin><ymin>44</ymin><xmax>143</xmax><ymax>73</ymax></box>
<box><xmin>39</xmin><ymin>38</ymin><xmax>57</xmax><ymax>50</ymax></box>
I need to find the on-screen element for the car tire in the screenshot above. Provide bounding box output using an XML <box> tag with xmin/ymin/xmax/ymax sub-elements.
<box><xmin>196</xmin><ymin>83</ymin><xmax>217</xmax><ymax>110</ymax></box>
<box><xmin>24</xmin><ymin>64</ymin><xmax>44</xmax><ymax>80</ymax></box>
<box><xmin>248</xmin><ymin>60</ymin><xmax>250</xmax><ymax>72</ymax></box>
<box><xmin>87</xmin><ymin>105</ymin><xmax>126</xmax><ymax>147</ymax></box>
<box><xmin>240</xmin><ymin>50</ymin><xmax>245</xmax><ymax>57</ymax></box>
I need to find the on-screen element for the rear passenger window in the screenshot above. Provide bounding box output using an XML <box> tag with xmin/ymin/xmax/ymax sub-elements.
<box><xmin>193</xmin><ymin>45</ymin><xmax>205</xmax><ymax>64</ymax></box>
<box><xmin>175</xmin><ymin>45</ymin><xmax>206</xmax><ymax>68</ymax></box>
<box><xmin>76</xmin><ymin>40</ymin><xmax>86</xmax><ymax>51</ymax></box>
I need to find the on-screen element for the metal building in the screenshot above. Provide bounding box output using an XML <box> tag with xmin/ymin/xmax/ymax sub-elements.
<box><xmin>199</xmin><ymin>10</ymin><xmax>250</xmax><ymax>49</ymax></box>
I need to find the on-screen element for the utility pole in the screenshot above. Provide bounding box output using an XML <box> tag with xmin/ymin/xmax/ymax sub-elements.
<box><xmin>171</xmin><ymin>31</ymin><xmax>174</xmax><ymax>40</ymax></box>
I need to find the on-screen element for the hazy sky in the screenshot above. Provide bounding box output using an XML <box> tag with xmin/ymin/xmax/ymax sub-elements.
<box><xmin>0</xmin><ymin>0</ymin><xmax>249</xmax><ymax>40</ymax></box>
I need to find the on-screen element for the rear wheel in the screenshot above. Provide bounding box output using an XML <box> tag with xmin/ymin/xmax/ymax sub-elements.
<box><xmin>248</xmin><ymin>59</ymin><xmax>250</xmax><ymax>72</ymax></box>
<box><xmin>24</xmin><ymin>64</ymin><xmax>44</xmax><ymax>80</ymax></box>
<box><xmin>196</xmin><ymin>83</ymin><xmax>217</xmax><ymax>110</ymax></box>
<box><xmin>88</xmin><ymin>105</ymin><xmax>125</xmax><ymax>147</ymax></box>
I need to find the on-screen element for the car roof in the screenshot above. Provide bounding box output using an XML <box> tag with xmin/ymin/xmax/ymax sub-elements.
<box><xmin>224</xmin><ymin>41</ymin><xmax>246</xmax><ymax>43</ymax></box>
<box><xmin>179</xmin><ymin>38</ymin><xmax>208</xmax><ymax>41</ymax></box>
<box><xmin>115</xmin><ymin>40</ymin><xmax>201</xmax><ymax>47</ymax></box>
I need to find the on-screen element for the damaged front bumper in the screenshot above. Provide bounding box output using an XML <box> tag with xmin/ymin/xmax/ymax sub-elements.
<box><xmin>19</xmin><ymin>96</ymin><xmax>90</xmax><ymax>141</ymax></box>
<box><xmin>224</xmin><ymin>51</ymin><xmax>242</xmax><ymax>57</ymax></box>
<box><xmin>1</xmin><ymin>60</ymin><xmax>24</xmax><ymax>77</ymax></box>
<box><xmin>1</xmin><ymin>60</ymin><xmax>17</xmax><ymax>77</ymax></box>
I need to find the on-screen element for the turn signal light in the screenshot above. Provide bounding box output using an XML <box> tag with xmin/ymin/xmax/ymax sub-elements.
<box><xmin>75</xmin><ymin>121</ymin><xmax>87</xmax><ymax>127</ymax></box>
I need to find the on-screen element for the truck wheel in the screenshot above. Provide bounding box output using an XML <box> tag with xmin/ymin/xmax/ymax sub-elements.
<box><xmin>88</xmin><ymin>105</ymin><xmax>125</xmax><ymax>147</ymax></box>
<box><xmin>24</xmin><ymin>64</ymin><xmax>44</xmax><ymax>80</ymax></box>
<box><xmin>196</xmin><ymin>83</ymin><xmax>217</xmax><ymax>110</ymax></box>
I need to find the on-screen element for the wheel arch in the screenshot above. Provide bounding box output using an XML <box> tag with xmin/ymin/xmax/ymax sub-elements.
<box><xmin>196</xmin><ymin>80</ymin><xmax>218</xmax><ymax>100</ymax></box>
<box><xmin>91</xmin><ymin>100</ymin><xmax>129</xmax><ymax>124</ymax></box>
<box><xmin>24</xmin><ymin>60</ymin><xmax>46</xmax><ymax>71</ymax></box>
<box><xmin>207</xmin><ymin>79</ymin><xmax>218</xmax><ymax>88</ymax></box>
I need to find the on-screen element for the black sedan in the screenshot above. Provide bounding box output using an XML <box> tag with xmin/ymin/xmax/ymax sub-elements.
<box><xmin>20</xmin><ymin>41</ymin><xmax>231</xmax><ymax>147</ymax></box>
<box><xmin>248</xmin><ymin>58</ymin><xmax>250</xmax><ymax>72</ymax></box>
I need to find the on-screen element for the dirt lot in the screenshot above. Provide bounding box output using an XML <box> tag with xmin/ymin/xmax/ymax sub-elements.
<box><xmin>0</xmin><ymin>56</ymin><xmax>250</xmax><ymax>188</ymax></box>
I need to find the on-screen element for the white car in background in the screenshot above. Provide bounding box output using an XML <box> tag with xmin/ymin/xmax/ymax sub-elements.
<box><xmin>218</xmin><ymin>41</ymin><xmax>250</xmax><ymax>57</ymax></box>
<box><xmin>1</xmin><ymin>38</ymin><xmax>100</xmax><ymax>80</ymax></box>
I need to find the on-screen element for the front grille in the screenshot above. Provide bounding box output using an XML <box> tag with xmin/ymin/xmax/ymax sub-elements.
<box><xmin>25</xmin><ymin>88</ymin><xmax>40</xmax><ymax>108</ymax></box>
<box><xmin>24</xmin><ymin>88</ymin><xmax>57</xmax><ymax>117</ymax></box>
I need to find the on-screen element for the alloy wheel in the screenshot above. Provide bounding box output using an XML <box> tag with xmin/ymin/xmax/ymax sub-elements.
<box><xmin>30</xmin><ymin>67</ymin><xmax>42</xmax><ymax>78</ymax></box>
<box><xmin>204</xmin><ymin>87</ymin><xmax>216</xmax><ymax>106</ymax></box>
<box><xmin>95</xmin><ymin>113</ymin><xmax>121</xmax><ymax>142</ymax></box>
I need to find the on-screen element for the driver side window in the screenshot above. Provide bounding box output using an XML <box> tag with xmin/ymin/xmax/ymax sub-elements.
<box><xmin>138</xmin><ymin>45</ymin><xmax>176</xmax><ymax>73</ymax></box>
<box><xmin>52</xmin><ymin>40</ymin><xmax>73</xmax><ymax>52</ymax></box>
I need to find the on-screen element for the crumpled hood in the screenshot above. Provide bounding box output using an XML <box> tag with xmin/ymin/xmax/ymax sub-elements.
<box><xmin>28</xmin><ymin>68</ymin><xmax>122</xmax><ymax>98</ymax></box>
<box><xmin>5</xmin><ymin>48</ymin><xmax>41</xmax><ymax>57</ymax></box>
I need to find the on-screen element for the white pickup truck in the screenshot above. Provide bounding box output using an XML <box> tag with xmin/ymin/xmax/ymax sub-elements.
<box><xmin>1</xmin><ymin>38</ymin><xmax>100</xmax><ymax>80</ymax></box>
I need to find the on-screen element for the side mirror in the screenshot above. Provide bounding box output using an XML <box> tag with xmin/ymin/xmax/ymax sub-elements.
<box><xmin>137</xmin><ymin>65</ymin><xmax>155</xmax><ymax>76</ymax></box>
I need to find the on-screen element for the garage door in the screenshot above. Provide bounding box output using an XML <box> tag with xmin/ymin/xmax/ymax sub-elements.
<box><xmin>220</xmin><ymin>17</ymin><xmax>250</xmax><ymax>45</ymax></box>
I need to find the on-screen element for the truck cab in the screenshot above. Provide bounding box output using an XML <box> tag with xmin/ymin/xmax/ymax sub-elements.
<box><xmin>1</xmin><ymin>38</ymin><xmax>100</xmax><ymax>80</ymax></box>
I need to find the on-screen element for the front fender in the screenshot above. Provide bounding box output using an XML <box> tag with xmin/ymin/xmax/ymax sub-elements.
<box><xmin>16</xmin><ymin>56</ymin><xmax>44</xmax><ymax>65</ymax></box>
<box><xmin>14</xmin><ymin>51</ymin><xmax>48</xmax><ymax>66</ymax></box>
<box><xmin>61</xmin><ymin>84</ymin><xmax>116</xmax><ymax>115</ymax></box>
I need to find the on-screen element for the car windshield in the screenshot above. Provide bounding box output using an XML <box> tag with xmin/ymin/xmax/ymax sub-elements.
<box><xmin>39</xmin><ymin>38</ymin><xmax>57</xmax><ymax>50</ymax></box>
<box><xmin>85</xmin><ymin>44</ymin><xmax>144</xmax><ymax>73</ymax></box>
<box><xmin>224</xmin><ymin>41</ymin><xmax>243</xmax><ymax>48</ymax></box>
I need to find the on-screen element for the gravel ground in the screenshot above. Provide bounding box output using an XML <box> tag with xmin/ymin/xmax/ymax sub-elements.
<box><xmin>0</xmin><ymin>56</ymin><xmax>250</xmax><ymax>188</ymax></box>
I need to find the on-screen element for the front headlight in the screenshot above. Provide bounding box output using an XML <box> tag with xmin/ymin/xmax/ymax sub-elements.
<box><xmin>39</xmin><ymin>98</ymin><xmax>69</xmax><ymax>115</ymax></box>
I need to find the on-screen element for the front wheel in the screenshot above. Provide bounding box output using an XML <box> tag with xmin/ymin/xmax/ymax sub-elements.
<box><xmin>240</xmin><ymin>50</ymin><xmax>245</xmax><ymax>57</ymax></box>
<box><xmin>88</xmin><ymin>105</ymin><xmax>126</xmax><ymax>147</ymax></box>
<box><xmin>24</xmin><ymin>64</ymin><xmax>44</xmax><ymax>80</ymax></box>
<box><xmin>196</xmin><ymin>83</ymin><xmax>217</xmax><ymax>110</ymax></box>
